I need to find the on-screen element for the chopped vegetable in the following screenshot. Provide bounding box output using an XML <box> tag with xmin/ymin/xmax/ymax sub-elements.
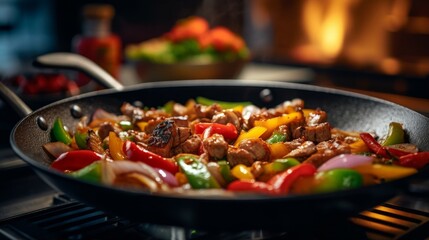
<box><xmin>51</xmin><ymin>150</ymin><xmax>103</xmax><ymax>172</ymax></box>
<box><xmin>196</xmin><ymin>96</ymin><xmax>252</xmax><ymax>109</ymax></box>
<box><xmin>123</xmin><ymin>141</ymin><xmax>178</xmax><ymax>174</ymax></box>
<box><xmin>398</xmin><ymin>152</ymin><xmax>429</xmax><ymax>169</ymax></box>
<box><xmin>381</xmin><ymin>122</ymin><xmax>405</xmax><ymax>146</ymax></box>
<box><xmin>313</xmin><ymin>169</ymin><xmax>363</xmax><ymax>193</ymax></box>
<box><xmin>317</xmin><ymin>154</ymin><xmax>373</xmax><ymax>172</ymax></box>
<box><xmin>353</xmin><ymin>164</ymin><xmax>417</xmax><ymax>180</ymax></box>
<box><xmin>52</xmin><ymin>117</ymin><xmax>72</xmax><ymax>145</ymax></box>
<box><xmin>68</xmin><ymin>161</ymin><xmax>101</xmax><ymax>183</ymax></box>
<box><xmin>268</xmin><ymin>163</ymin><xmax>317</xmax><ymax>194</ymax></box>
<box><xmin>176</xmin><ymin>154</ymin><xmax>220</xmax><ymax>189</ymax></box>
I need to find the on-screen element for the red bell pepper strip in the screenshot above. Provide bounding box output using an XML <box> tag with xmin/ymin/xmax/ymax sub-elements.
<box><xmin>227</xmin><ymin>180</ymin><xmax>274</xmax><ymax>195</ymax></box>
<box><xmin>385</xmin><ymin>147</ymin><xmax>411</xmax><ymax>158</ymax></box>
<box><xmin>359</xmin><ymin>133</ymin><xmax>390</xmax><ymax>158</ymax></box>
<box><xmin>194</xmin><ymin>123</ymin><xmax>238</xmax><ymax>140</ymax></box>
<box><xmin>398</xmin><ymin>152</ymin><xmax>429</xmax><ymax>169</ymax></box>
<box><xmin>51</xmin><ymin>150</ymin><xmax>103</xmax><ymax>172</ymax></box>
<box><xmin>123</xmin><ymin>141</ymin><xmax>178</xmax><ymax>174</ymax></box>
<box><xmin>267</xmin><ymin>163</ymin><xmax>317</xmax><ymax>194</ymax></box>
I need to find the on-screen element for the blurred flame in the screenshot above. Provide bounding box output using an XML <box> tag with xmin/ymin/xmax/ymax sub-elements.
<box><xmin>302</xmin><ymin>0</ymin><xmax>353</xmax><ymax>61</ymax></box>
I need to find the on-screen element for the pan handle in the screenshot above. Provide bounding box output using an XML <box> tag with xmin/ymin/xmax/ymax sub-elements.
<box><xmin>0</xmin><ymin>82</ymin><xmax>32</xmax><ymax>118</ymax></box>
<box><xmin>33</xmin><ymin>52</ymin><xmax>124</xmax><ymax>91</ymax></box>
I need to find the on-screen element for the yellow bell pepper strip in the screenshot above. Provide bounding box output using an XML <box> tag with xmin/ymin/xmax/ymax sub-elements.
<box><xmin>254</xmin><ymin>111</ymin><xmax>302</xmax><ymax>139</ymax></box>
<box><xmin>196</xmin><ymin>96</ymin><xmax>252</xmax><ymax>109</ymax></box>
<box><xmin>353</xmin><ymin>164</ymin><xmax>417</xmax><ymax>180</ymax></box>
<box><xmin>359</xmin><ymin>132</ymin><xmax>390</xmax><ymax>158</ymax></box>
<box><xmin>108</xmin><ymin>132</ymin><xmax>126</xmax><ymax>160</ymax></box>
<box><xmin>231</xmin><ymin>164</ymin><xmax>254</xmax><ymax>180</ymax></box>
<box><xmin>52</xmin><ymin>117</ymin><xmax>72</xmax><ymax>145</ymax></box>
<box><xmin>194</xmin><ymin>122</ymin><xmax>238</xmax><ymax>140</ymax></box>
<box><xmin>398</xmin><ymin>152</ymin><xmax>429</xmax><ymax>169</ymax></box>
<box><xmin>234</xmin><ymin>126</ymin><xmax>267</xmax><ymax>147</ymax></box>
<box><xmin>381</xmin><ymin>122</ymin><xmax>405</xmax><ymax>146</ymax></box>
<box><xmin>136</xmin><ymin>122</ymin><xmax>148</xmax><ymax>131</ymax></box>
<box><xmin>269</xmin><ymin>142</ymin><xmax>289</xmax><ymax>160</ymax></box>
<box><xmin>68</xmin><ymin>161</ymin><xmax>101</xmax><ymax>183</ymax></box>
<box><xmin>123</xmin><ymin>141</ymin><xmax>178</xmax><ymax>174</ymax></box>
<box><xmin>313</xmin><ymin>169</ymin><xmax>363</xmax><ymax>193</ymax></box>
<box><xmin>267</xmin><ymin>163</ymin><xmax>317</xmax><ymax>194</ymax></box>
<box><xmin>227</xmin><ymin>180</ymin><xmax>274</xmax><ymax>195</ymax></box>
<box><xmin>51</xmin><ymin>150</ymin><xmax>103</xmax><ymax>172</ymax></box>
<box><xmin>349</xmin><ymin>138</ymin><xmax>369</xmax><ymax>154</ymax></box>
<box><xmin>176</xmin><ymin>154</ymin><xmax>220</xmax><ymax>189</ymax></box>
<box><xmin>217</xmin><ymin>160</ymin><xmax>236</xmax><ymax>183</ymax></box>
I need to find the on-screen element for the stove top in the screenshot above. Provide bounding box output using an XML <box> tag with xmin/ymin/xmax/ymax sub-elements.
<box><xmin>2</xmin><ymin>149</ymin><xmax>429</xmax><ymax>240</ymax></box>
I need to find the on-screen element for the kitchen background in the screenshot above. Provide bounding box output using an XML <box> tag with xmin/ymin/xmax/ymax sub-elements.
<box><xmin>1</xmin><ymin>0</ymin><xmax>429</xmax><ymax>146</ymax></box>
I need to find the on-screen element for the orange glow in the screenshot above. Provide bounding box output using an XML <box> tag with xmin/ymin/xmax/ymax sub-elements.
<box><xmin>302</xmin><ymin>0</ymin><xmax>353</xmax><ymax>62</ymax></box>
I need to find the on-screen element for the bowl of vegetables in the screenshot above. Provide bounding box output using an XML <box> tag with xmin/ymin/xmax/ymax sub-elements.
<box><xmin>125</xmin><ymin>16</ymin><xmax>250</xmax><ymax>82</ymax></box>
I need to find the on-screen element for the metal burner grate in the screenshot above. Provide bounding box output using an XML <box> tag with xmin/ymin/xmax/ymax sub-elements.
<box><xmin>1</xmin><ymin>195</ymin><xmax>429</xmax><ymax>240</ymax></box>
<box><xmin>351</xmin><ymin>200</ymin><xmax>429</xmax><ymax>240</ymax></box>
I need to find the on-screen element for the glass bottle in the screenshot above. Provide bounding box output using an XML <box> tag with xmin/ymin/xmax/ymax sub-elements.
<box><xmin>73</xmin><ymin>4</ymin><xmax>121</xmax><ymax>89</ymax></box>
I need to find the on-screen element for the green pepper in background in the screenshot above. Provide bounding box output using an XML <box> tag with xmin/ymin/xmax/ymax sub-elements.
<box><xmin>264</xmin><ymin>158</ymin><xmax>300</xmax><ymax>175</ymax></box>
<box><xmin>162</xmin><ymin>100</ymin><xmax>175</xmax><ymax>114</ymax></box>
<box><xmin>177</xmin><ymin>154</ymin><xmax>220</xmax><ymax>189</ymax></box>
<box><xmin>314</xmin><ymin>169</ymin><xmax>363</xmax><ymax>193</ymax></box>
<box><xmin>52</xmin><ymin>117</ymin><xmax>72</xmax><ymax>145</ymax></box>
<box><xmin>68</xmin><ymin>161</ymin><xmax>101</xmax><ymax>183</ymax></box>
<box><xmin>119</xmin><ymin>120</ymin><xmax>133</xmax><ymax>131</ymax></box>
<box><xmin>75</xmin><ymin>131</ymin><xmax>89</xmax><ymax>149</ymax></box>
<box><xmin>217</xmin><ymin>160</ymin><xmax>236</xmax><ymax>183</ymax></box>
<box><xmin>196</xmin><ymin>96</ymin><xmax>252</xmax><ymax>109</ymax></box>
<box><xmin>266</xmin><ymin>132</ymin><xmax>287</xmax><ymax>144</ymax></box>
<box><xmin>382</xmin><ymin>122</ymin><xmax>405</xmax><ymax>146</ymax></box>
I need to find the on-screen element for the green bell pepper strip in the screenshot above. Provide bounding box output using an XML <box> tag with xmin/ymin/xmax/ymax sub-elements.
<box><xmin>313</xmin><ymin>169</ymin><xmax>363</xmax><ymax>193</ymax></box>
<box><xmin>68</xmin><ymin>161</ymin><xmax>101</xmax><ymax>183</ymax></box>
<box><xmin>176</xmin><ymin>154</ymin><xmax>220</xmax><ymax>189</ymax></box>
<box><xmin>196</xmin><ymin>96</ymin><xmax>252</xmax><ymax>109</ymax></box>
<box><xmin>52</xmin><ymin>117</ymin><xmax>72</xmax><ymax>145</ymax></box>
<box><xmin>263</xmin><ymin>158</ymin><xmax>300</xmax><ymax>175</ymax></box>
<box><xmin>119</xmin><ymin>120</ymin><xmax>133</xmax><ymax>131</ymax></box>
<box><xmin>74</xmin><ymin>131</ymin><xmax>89</xmax><ymax>149</ymax></box>
<box><xmin>381</xmin><ymin>122</ymin><xmax>405</xmax><ymax>146</ymax></box>
<box><xmin>217</xmin><ymin>160</ymin><xmax>236</xmax><ymax>183</ymax></box>
<box><xmin>266</xmin><ymin>132</ymin><xmax>287</xmax><ymax>144</ymax></box>
<box><xmin>51</xmin><ymin>150</ymin><xmax>103</xmax><ymax>172</ymax></box>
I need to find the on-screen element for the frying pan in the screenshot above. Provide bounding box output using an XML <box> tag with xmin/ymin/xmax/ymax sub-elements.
<box><xmin>3</xmin><ymin>53</ymin><xmax>429</xmax><ymax>231</ymax></box>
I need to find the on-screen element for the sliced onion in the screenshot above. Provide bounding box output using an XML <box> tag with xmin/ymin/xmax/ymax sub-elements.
<box><xmin>42</xmin><ymin>141</ymin><xmax>72</xmax><ymax>159</ymax></box>
<box><xmin>154</xmin><ymin>168</ymin><xmax>178</xmax><ymax>187</ymax></box>
<box><xmin>317</xmin><ymin>154</ymin><xmax>373</xmax><ymax>172</ymax></box>
<box><xmin>102</xmin><ymin>160</ymin><xmax>162</xmax><ymax>185</ymax></box>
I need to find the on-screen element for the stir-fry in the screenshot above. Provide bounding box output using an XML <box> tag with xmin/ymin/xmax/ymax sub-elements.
<box><xmin>43</xmin><ymin>97</ymin><xmax>429</xmax><ymax>196</ymax></box>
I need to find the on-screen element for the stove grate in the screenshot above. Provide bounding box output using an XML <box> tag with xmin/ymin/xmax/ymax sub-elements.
<box><xmin>1</xmin><ymin>195</ymin><xmax>429</xmax><ymax>240</ymax></box>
